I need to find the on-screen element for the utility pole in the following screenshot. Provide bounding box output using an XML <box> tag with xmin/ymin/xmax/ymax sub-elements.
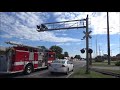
<box><xmin>107</xmin><ymin>12</ymin><xmax>111</xmax><ymax>65</ymax></box>
<box><xmin>96</xmin><ymin>35</ymin><xmax>98</xmax><ymax>57</ymax></box>
<box><xmin>99</xmin><ymin>45</ymin><xmax>101</xmax><ymax>56</ymax></box>
<box><xmin>85</xmin><ymin>15</ymin><xmax>90</xmax><ymax>74</ymax></box>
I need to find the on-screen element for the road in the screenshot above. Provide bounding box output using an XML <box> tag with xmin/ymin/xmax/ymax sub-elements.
<box><xmin>0</xmin><ymin>60</ymin><xmax>86</xmax><ymax>78</ymax></box>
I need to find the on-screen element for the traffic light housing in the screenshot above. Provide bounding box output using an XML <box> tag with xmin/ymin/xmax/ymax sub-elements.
<box><xmin>88</xmin><ymin>49</ymin><xmax>93</xmax><ymax>53</ymax></box>
<box><xmin>80</xmin><ymin>48</ymin><xmax>93</xmax><ymax>54</ymax></box>
<box><xmin>81</xmin><ymin>49</ymin><xmax>85</xmax><ymax>53</ymax></box>
<box><xmin>37</xmin><ymin>25</ymin><xmax>40</xmax><ymax>29</ymax></box>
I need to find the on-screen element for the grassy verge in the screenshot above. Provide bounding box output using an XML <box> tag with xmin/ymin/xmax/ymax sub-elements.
<box><xmin>69</xmin><ymin>68</ymin><xmax>114</xmax><ymax>78</ymax></box>
<box><xmin>94</xmin><ymin>69</ymin><xmax>120</xmax><ymax>74</ymax></box>
<box><xmin>92</xmin><ymin>61</ymin><xmax>116</xmax><ymax>67</ymax></box>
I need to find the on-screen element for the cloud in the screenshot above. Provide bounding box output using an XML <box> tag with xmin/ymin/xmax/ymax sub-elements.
<box><xmin>56</xmin><ymin>42</ymin><xmax>82</xmax><ymax>46</ymax></box>
<box><xmin>0</xmin><ymin>34</ymin><xmax>13</xmax><ymax>38</ymax></box>
<box><xmin>53</xmin><ymin>12</ymin><xmax>120</xmax><ymax>35</ymax></box>
<box><xmin>0</xmin><ymin>12</ymin><xmax>82</xmax><ymax>43</ymax></box>
<box><xmin>76</xmin><ymin>42</ymin><xmax>81</xmax><ymax>45</ymax></box>
<box><xmin>56</xmin><ymin>43</ymin><xmax>71</xmax><ymax>46</ymax></box>
<box><xmin>55</xmin><ymin>33</ymin><xmax>67</xmax><ymax>36</ymax></box>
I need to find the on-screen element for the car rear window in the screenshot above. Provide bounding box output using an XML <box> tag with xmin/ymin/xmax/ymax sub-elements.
<box><xmin>52</xmin><ymin>60</ymin><xmax>65</xmax><ymax>64</ymax></box>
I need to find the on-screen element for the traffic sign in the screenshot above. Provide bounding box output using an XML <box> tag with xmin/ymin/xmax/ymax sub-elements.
<box><xmin>83</xmin><ymin>31</ymin><xmax>92</xmax><ymax>39</ymax></box>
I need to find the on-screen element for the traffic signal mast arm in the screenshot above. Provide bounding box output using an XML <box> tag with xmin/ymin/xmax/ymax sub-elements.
<box><xmin>37</xmin><ymin>19</ymin><xmax>86</xmax><ymax>32</ymax></box>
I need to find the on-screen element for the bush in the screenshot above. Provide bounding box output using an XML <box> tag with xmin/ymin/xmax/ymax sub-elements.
<box><xmin>95</xmin><ymin>59</ymin><xmax>104</xmax><ymax>62</ymax></box>
<box><xmin>111</xmin><ymin>57</ymin><xmax>117</xmax><ymax>61</ymax></box>
<box><xmin>94</xmin><ymin>56</ymin><xmax>105</xmax><ymax>62</ymax></box>
<box><xmin>115</xmin><ymin>61</ymin><xmax>120</xmax><ymax>66</ymax></box>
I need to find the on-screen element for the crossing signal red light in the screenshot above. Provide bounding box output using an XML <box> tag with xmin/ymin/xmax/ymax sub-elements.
<box><xmin>81</xmin><ymin>49</ymin><xmax>85</xmax><ymax>53</ymax></box>
<box><xmin>37</xmin><ymin>25</ymin><xmax>40</xmax><ymax>29</ymax></box>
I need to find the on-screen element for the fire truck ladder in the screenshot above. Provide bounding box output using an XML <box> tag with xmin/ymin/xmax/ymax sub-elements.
<box><xmin>5</xmin><ymin>41</ymin><xmax>40</xmax><ymax>49</ymax></box>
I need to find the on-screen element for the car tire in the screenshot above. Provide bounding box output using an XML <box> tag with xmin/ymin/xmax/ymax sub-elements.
<box><xmin>24</xmin><ymin>64</ymin><xmax>33</xmax><ymax>75</ymax></box>
<box><xmin>72</xmin><ymin>68</ymin><xmax>74</xmax><ymax>72</ymax></box>
<box><xmin>72</xmin><ymin>66</ymin><xmax>74</xmax><ymax>71</ymax></box>
<box><xmin>65</xmin><ymin>68</ymin><xmax>69</xmax><ymax>75</ymax></box>
<box><xmin>46</xmin><ymin>66</ymin><xmax>49</xmax><ymax>69</ymax></box>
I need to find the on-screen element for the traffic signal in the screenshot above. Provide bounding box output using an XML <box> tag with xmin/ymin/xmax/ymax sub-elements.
<box><xmin>80</xmin><ymin>48</ymin><xmax>93</xmax><ymax>54</ymax></box>
<box><xmin>88</xmin><ymin>49</ymin><xmax>93</xmax><ymax>53</ymax></box>
<box><xmin>41</xmin><ymin>24</ymin><xmax>48</xmax><ymax>30</ymax></box>
<box><xmin>80</xmin><ymin>49</ymin><xmax>85</xmax><ymax>53</ymax></box>
<box><xmin>37</xmin><ymin>25</ymin><xmax>40</xmax><ymax>29</ymax></box>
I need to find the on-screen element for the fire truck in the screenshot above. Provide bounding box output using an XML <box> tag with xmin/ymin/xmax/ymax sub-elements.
<box><xmin>0</xmin><ymin>41</ymin><xmax>56</xmax><ymax>74</ymax></box>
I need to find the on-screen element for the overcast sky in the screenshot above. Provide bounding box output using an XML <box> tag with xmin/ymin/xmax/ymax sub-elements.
<box><xmin>0</xmin><ymin>12</ymin><xmax>120</xmax><ymax>58</ymax></box>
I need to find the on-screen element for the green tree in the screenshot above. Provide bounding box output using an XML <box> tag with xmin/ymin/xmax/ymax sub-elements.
<box><xmin>77</xmin><ymin>55</ymin><xmax>81</xmax><ymax>59</ymax></box>
<box><xmin>64</xmin><ymin>51</ymin><xmax>69</xmax><ymax>57</ymax></box>
<box><xmin>74</xmin><ymin>55</ymin><xmax>77</xmax><ymax>58</ymax></box>
<box><xmin>58</xmin><ymin>54</ymin><xmax>64</xmax><ymax>59</ymax></box>
<box><xmin>74</xmin><ymin>55</ymin><xmax>81</xmax><ymax>59</ymax></box>
<box><xmin>38</xmin><ymin>46</ymin><xmax>47</xmax><ymax>50</ymax></box>
<box><xmin>49</xmin><ymin>45</ymin><xmax>63</xmax><ymax>59</ymax></box>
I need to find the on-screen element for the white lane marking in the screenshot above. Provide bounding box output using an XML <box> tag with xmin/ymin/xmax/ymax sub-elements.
<box><xmin>66</xmin><ymin>72</ymin><xmax>74</xmax><ymax>78</ymax></box>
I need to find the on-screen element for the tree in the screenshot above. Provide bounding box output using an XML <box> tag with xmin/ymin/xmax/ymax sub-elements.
<box><xmin>116</xmin><ymin>54</ymin><xmax>120</xmax><ymax>57</ymax></box>
<box><xmin>37</xmin><ymin>46</ymin><xmax>47</xmax><ymax>50</ymax></box>
<box><xmin>64</xmin><ymin>51</ymin><xmax>69</xmax><ymax>57</ymax></box>
<box><xmin>49</xmin><ymin>45</ymin><xmax>63</xmax><ymax>59</ymax></box>
<box><xmin>77</xmin><ymin>55</ymin><xmax>81</xmax><ymax>59</ymax></box>
<box><xmin>74</xmin><ymin>55</ymin><xmax>81</xmax><ymax>59</ymax></box>
<box><xmin>95</xmin><ymin>56</ymin><xmax>104</xmax><ymax>62</ymax></box>
<box><xmin>58</xmin><ymin>54</ymin><xmax>64</xmax><ymax>59</ymax></box>
<box><xmin>103</xmin><ymin>54</ymin><xmax>108</xmax><ymax>60</ymax></box>
<box><xmin>116</xmin><ymin>54</ymin><xmax>120</xmax><ymax>60</ymax></box>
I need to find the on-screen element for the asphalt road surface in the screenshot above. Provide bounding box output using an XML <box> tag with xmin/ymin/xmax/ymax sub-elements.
<box><xmin>0</xmin><ymin>60</ymin><xmax>86</xmax><ymax>78</ymax></box>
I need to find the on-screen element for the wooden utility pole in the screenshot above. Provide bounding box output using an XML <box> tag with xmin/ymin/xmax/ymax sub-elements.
<box><xmin>85</xmin><ymin>15</ymin><xmax>90</xmax><ymax>74</ymax></box>
<box><xmin>107</xmin><ymin>12</ymin><xmax>111</xmax><ymax>65</ymax></box>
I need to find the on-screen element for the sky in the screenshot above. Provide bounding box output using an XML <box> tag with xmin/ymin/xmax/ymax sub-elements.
<box><xmin>0</xmin><ymin>12</ymin><xmax>120</xmax><ymax>58</ymax></box>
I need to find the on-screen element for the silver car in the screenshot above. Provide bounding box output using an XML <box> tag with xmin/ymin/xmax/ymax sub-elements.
<box><xmin>49</xmin><ymin>59</ymin><xmax>74</xmax><ymax>75</ymax></box>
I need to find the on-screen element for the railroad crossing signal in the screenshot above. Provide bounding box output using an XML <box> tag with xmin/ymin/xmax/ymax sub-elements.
<box><xmin>37</xmin><ymin>14</ymin><xmax>91</xmax><ymax>74</ymax></box>
<box><xmin>82</xmin><ymin>31</ymin><xmax>92</xmax><ymax>39</ymax></box>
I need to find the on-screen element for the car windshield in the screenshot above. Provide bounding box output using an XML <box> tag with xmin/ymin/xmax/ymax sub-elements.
<box><xmin>52</xmin><ymin>60</ymin><xmax>65</xmax><ymax>64</ymax></box>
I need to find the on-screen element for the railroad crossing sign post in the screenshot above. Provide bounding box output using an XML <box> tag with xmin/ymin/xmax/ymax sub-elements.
<box><xmin>83</xmin><ymin>15</ymin><xmax>92</xmax><ymax>74</ymax></box>
<box><xmin>36</xmin><ymin>14</ymin><xmax>91</xmax><ymax>74</ymax></box>
<box><xmin>81</xmin><ymin>15</ymin><xmax>91</xmax><ymax>74</ymax></box>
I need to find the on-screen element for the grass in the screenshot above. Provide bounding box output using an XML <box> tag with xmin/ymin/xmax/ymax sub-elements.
<box><xmin>92</xmin><ymin>61</ymin><xmax>117</xmax><ymax>67</ymax></box>
<box><xmin>95</xmin><ymin>69</ymin><xmax>120</xmax><ymax>74</ymax></box>
<box><xmin>69</xmin><ymin>68</ymin><xmax>114</xmax><ymax>78</ymax></box>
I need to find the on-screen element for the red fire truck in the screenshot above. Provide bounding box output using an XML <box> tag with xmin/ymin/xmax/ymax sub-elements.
<box><xmin>0</xmin><ymin>41</ymin><xmax>56</xmax><ymax>74</ymax></box>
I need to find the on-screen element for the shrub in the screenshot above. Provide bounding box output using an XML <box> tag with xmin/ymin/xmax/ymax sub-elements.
<box><xmin>115</xmin><ymin>61</ymin><xmax>120</xmax><ymax>66</ymax></box>
<box><xmin>95</xmin><ymin>59</ymin><xmax>104</xmax><ymax>62</ymax></box>
<box><xmin>94</xmin><ymin>56</ymin><xmax>105</xmax><ymax>62</ymax></box>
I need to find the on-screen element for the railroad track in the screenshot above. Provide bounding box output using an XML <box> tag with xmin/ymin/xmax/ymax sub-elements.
<box><xmin>90</xmin><ymin>68</ymin><xmax>120</xmax><ymax>78</ymax></box>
